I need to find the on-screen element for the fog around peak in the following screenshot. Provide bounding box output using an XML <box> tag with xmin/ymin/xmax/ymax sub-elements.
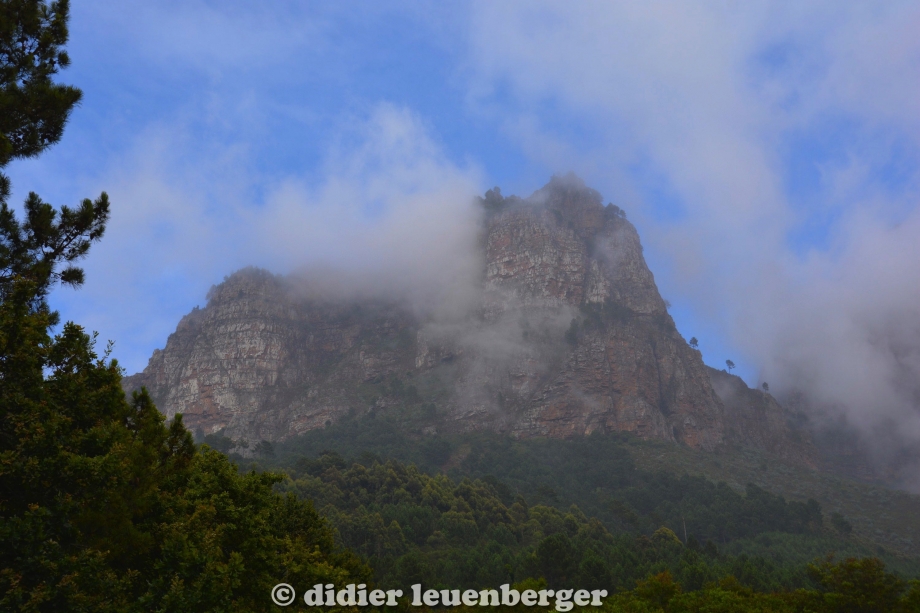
<box><xmin>468</xmin><ymin>2</ymin><xmax>920</xmax><ymax>484</ymax></box>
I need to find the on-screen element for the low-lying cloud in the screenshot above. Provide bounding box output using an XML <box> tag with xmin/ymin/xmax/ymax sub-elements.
<box><xmin>52</xmin><ymin>104</ymin><xmax>482</xmax><ymax>373</ymax></box>
<box><xmin>465</xmin><ymin>1</ymin><xmax>920</xmax><ymax>483</ymax></box>
<box><xmin>252</xmin><ymin>105</ymin><xmax>485</xmax><ymax>317</ymax></box>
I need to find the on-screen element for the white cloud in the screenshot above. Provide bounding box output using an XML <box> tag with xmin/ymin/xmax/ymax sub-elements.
<box><xmin>52</xmin><ymin>103</ymin><xmax>482</xmax><ymax>373</ymax></box>
<box><xmin>464</xmin><ymin>1</ymin><xmax>920</xmax><ymax>467</ymax></box>
<box><xmin>248</xmin><ymin>104</ymin><xmax>485</xmax><ymax>314</ymax></box>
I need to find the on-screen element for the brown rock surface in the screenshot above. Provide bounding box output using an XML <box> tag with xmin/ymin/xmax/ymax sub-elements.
<box><xmin>124</xmin><ymin>268</ymin><xmax>416</xmax><ymax>442</ymax></box>
<box><xmin>125</xmin><ymin>175</ymin><xmax>814</xmax><ymax>461</ymax></box>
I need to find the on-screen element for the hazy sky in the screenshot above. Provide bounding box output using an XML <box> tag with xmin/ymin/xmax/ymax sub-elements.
<box><xmin>7</xmin><ymin>2</ymin><xmax>920</xmax><ymax>449</ymax></box>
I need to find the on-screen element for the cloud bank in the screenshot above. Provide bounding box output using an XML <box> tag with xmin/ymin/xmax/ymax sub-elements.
<box><xmin>52</xmin><ymin>104</ymin><xmax>481</xmax><ymax>372</ymax></box>
<box><xmin>464</xmin><ymin>1</ymin><xmax>920</xmax><ymax>480</ymax></box>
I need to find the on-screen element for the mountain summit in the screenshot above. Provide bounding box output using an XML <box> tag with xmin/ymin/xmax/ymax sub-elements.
<box><xmin>125</xmin><ymin>176</ymin><xmax>813</xmax><ymax>464</ymax></box>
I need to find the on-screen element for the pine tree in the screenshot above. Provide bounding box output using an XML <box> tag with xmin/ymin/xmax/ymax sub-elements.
<box><xmin>0</xmin><ymin>4</ymin><xmax>368</xmax><ymax>610</ymax></box>
<box><xmin>1</xmin><ymin>0</ymin><xmax>82</xmax><ymax>176</ymax></box>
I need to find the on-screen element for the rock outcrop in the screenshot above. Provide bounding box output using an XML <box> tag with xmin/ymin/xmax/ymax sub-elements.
<box><xmin>473</xmin><ymin>179</ymin><xmax>723</xmax><ymax>450</ymax></box>
<box><xmin>125</xmin><ymin>175</ymin><xmax>814</xmax><ymax>461</ymax></box>
<box><xmin>709</xmin><ymin>368</ymin><xmax>816</xmax><ymax>467</ymax></box>
<box><xmin>125</xmin><ymin>269</ymin><xmax>416</xmax><ymax>442</ymax></box>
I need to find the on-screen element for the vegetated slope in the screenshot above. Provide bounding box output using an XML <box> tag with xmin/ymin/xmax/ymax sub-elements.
<box><xmin>278</xmin><ymin>452</ymin><xmax>836</xmax><ymax>593</ymax></box>
<box><xmin>126</xmin><ymin>176</ymin><xmax>813</xmax><ymax>466</ymax></box>
<box><xmin>241</xmin><ymin>415</ymin><xmax>920</xmax><ymax>579</ymax></box>
<box><xmin>624</xmin><ymin>434</ymin><xmax>920</xmax><ymax>562</ymax></box>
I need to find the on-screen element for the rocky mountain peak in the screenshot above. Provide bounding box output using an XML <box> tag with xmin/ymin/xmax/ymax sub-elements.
<box><xmin>124</xmin><ymin>176</ymin><xmax>814</xmax><ymax>464</ymax></box>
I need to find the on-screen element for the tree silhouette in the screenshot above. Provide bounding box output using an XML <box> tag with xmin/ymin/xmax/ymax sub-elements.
<box><xmin>689</xmin><ymin>337</ymin><xmax>698</xmax><ymax>349</ymax></box>
<box><xmin>0</xmin><ymin>0</ymin><xmax>83</xmax><ymax>178</ymax></box>
<box><xmin>762</xmin><ymin>382</ymin><xmax>769</xmax><ymax>393</ymax></box>
<box><xmin>726</xmin><ymin>360</ymin><xmax>735</xmax><ymax>373</ymax></box>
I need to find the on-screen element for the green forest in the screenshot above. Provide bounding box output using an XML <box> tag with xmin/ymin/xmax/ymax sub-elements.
<box><xmin>2</xmin><ymin>2</ymin><xmax>920</xmax><ymax>611</ymax></box>
<box><xmin>258</xmin><ymin>413</ymin><xmax>920</xmax><ymax>610</ymax></box>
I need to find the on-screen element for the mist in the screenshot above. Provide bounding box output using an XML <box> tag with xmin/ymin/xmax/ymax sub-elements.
<box><xmin>251</xmin><ymin>104</ymin><xmax>487</xmax><ymax>320</ymax></box>
<box><xmin>46</xmin><ymin>104</ymin><xmax>487</xmax><ymax>373</ymax></box>
<box><xmin>758</xmin><ymin>208</ymin><xmax>920</xmax><ymax>487</ymax></box>
<box><xmin>467</xmin><ymin>2</ymin><xmax>920</xmax><ymax>484</ymax></box>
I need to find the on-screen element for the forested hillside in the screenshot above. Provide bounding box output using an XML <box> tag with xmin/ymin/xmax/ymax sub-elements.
<box><xmin>250</xmin><ymin>412</ymin><xmax>918</xmax><ymax>557</ymax></box>
<box><xmin>279</xmin><ymin>452</ymin><xmax>827</xmax><ymax>592</ymax></box>
<box><xmin>214</xmin><ymin>412</ymin><xmax>920</xmax><ymax>610</ymax></box>
<box><xmin>218</xmin><ymin>410</ymin><xmax>920</xmax><ymax>595</ymax></box>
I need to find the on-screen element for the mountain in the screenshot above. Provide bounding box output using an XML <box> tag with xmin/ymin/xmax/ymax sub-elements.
<box><xmin>124</xmin><ymin>175</ymin><xmax>813</xmax><ymax>465</ymax></box>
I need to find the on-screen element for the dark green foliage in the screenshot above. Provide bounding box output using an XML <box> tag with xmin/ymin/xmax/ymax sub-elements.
<box><xmin>454</xmin><ymin>433</ymin><xmax>823</xmax><ymax>543</ymax></box>
<box><xmin>480</xmin><ymin>186</ymin><xmax>506</xmax><ymax>211</ymax></box>
<box><xmin>278</xmin><ymin>419</ymin><xmax>826</xmax><ymax>545</ymax></box>
<box><xmin>0</xmin><ymin>0</ymin><xmax>107</xmax><ymax>304</ymax></box>
<box><xmin>254</xmin><ymin>439</ymin><xmax>275</xmax><ymax>458</ymax></box>
<box><xmin>0</xmin><ymin>189</ymin><xmax>110</xmax><ymax>299</ymax></box>
<box><xmin>270</xmin><ymin>415</ymin><xmax>920</xmax><ymax>596</ymax></box>
<box><xmin>200</xmin><ymin>430</ymin><xmax>235</xmax><ymax>453</ymax></box>
<box><xmin>533</xmin><ymin>533</ymin><xmax>579</xmax><ymax>586</ymax></box>
<box><xmin>0</xmin><ymin>296</ymin><xmax>368</xmax><ymax>610</ymax></box>
<box><xmin>802</xmin><ymin>556</ymin><xmax>910</xmax><ymax>613</ymax></box>
<box><xmin>276</xmin><ymin>408</ymin><xmax>432</xmax><ymax>465</ymax></box>
<box><xmin>599</xmin><ymin>562</ymin><xmax>920</xmax><ymax>612</ymax></box>
<box><xmin>0</xmin><ymin>202</ymin><xmax>369</xmax><ymax>609</ymax></box>
<box><xmin>604</xmin><ymin>202</ymin><xmax>627</xmax><ymax>219</ymax></box>
<box><xmin>277</xmin><ymin>448</ymin><xmax>920</xmax><ymax>605</ymax></box>
<box><xmin>831</xmin><ymin>511</ymin><xmax>853</xmax><ymax>536</ymax></box>
<box><xmin>283</xmin><ymin>455</ymin><xmax>744</xmax><ymax>591</ymax></box>
<box><xmin>0</xmin><ymin>1</ymin><xmax>82</xmax><ymax>169</ymax></box>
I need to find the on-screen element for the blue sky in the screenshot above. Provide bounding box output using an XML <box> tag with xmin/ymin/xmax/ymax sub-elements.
<box><xmin>7</xmin><ymin>1</ymin><xmax>920</xmax><ymax>442</ymax></box>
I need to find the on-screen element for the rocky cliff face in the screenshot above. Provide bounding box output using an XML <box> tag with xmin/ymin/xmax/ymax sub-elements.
<box><xmin>709</xmin><ymin>368</ymin><xmax>816</xmax><ymax>466</ymax></box>
<box><xmin>471</xmin><ymin>180</ymin><xmax>724</xmax><ymax>450</ymax></box>
<box><xmin>124</xmin><ymin>269</ymin><xmax>415</xmax><ymax>442</ymax></box>
<box><xmin>125</xmin><ymin>175</ymin><xmax>814</xmax><ymax>462</ymax></box>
